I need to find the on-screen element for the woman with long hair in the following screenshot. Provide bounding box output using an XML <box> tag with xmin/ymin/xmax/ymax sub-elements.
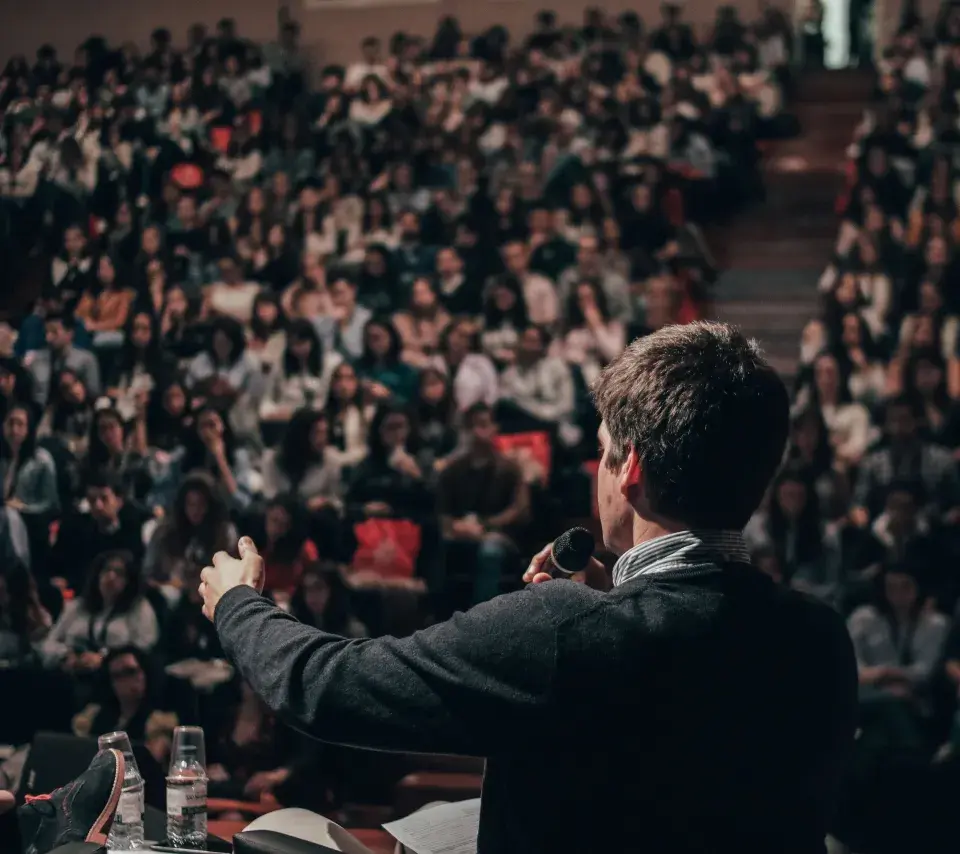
<box><xmin>85</xmin><ymin>406</ymin><xmax>150</xmax><ymax>506</ymax></box>
<box><xmin>834</xmin><ymin>311</ymin><xmax>885</xmax><ymax>407</ymax></box>
<box><xmin>0</xmin><ymin>357</ymin><xmax>36</xmax><ymax>425</ymax></box>
<box><xmin>108</xmin><ymin>310</ymin><xmax>173</xmax><ymax>422</ymax></box>
<box><xmin>74</xmin><ymin>254</ymin><xmax>137</xmax><ymax>348</ymax></box>
<box><xmin>264</xmin><ymin>410</ymin><xmax>343</xmax><ymax>510</ymax></box>
<box><xmin>0</xmin><ymin>558</ymin><xmax>52</xmax><ymax>666</ymax></box>
<box><xmin>72</xmin><ymin>645</ymin><xmax>179</xmax><ymax>766</ymax></box>
<box><xmin>900</xmin><ymin>348</ymin><xmax>960</xmax><ymax>445</ymax></box>
<box><xmin>562</xmin><ymin>278</ymin><xmax>627</xmax><ymax>387</ymax></box>
<box><xmin>480</xmin><ymin>275</ymin><xmax>528</xmax><ymax>369</ymax></box>
<box><xmin>324</xmin><ymin>363</ymin><xmax>369</xmax><ymax>467</ymax></box>
<box><xmin>848</xmin><ymin>563</ymin><xmax>950</xmax><ymax>754</ymax></box>
<box><xmin>415</xmin><ymin>368</ymin><xmax>459</xmax><ymax>471</ymax></box>
<box><xmin>392</xmin><ymin>277</ymin><xmax>451</xmax><ymax>368</ymax></box>
<box><xmin>37</xmin><ymin>368</ymin><xmax>94</xmax><ymax>460</ymax></box>
<box><xmin>795</xmin><ymin>351</ymin><xmax>875</xmax><ymax>471</ymax></box>
<box><xmin>0</xmin><ymin>404</ymin><xmax>59</xmax><ymax>519</ymax></box>
<box><xmin>185</xmin><ymin>315</ymin><xmax>253</xmax><ymax>414</ymax></box>
<box><xmin>259</xmin><ymin>320</ymin><xmax>342</xmax><ymax>423</ymax></box>
<box><xmin>290</xmin><ymin>563</ymin><xmax>365</xmax><ymax>637</ymax></box>
<box><xmin>148</xmin><ymin>405</ymin><xmax>257</xmax><ymax>513</ymax></box>
<box><xmin>252</xmin><ymin>223</ymin><xmax>300</xmax><ymax>293</ymax></box>
<box><xmin>744</xmin><ymin>467</ymin><xmax>841</xmax><ymax>606</ymax></box>
<box><xmin>356</xmin><ymin>318</ymin><xmax>419</xmax><ymax>404</ymax></box>
<box><xmin>245</xmin><ymin>291</ymin><xmax>287</xmax><ymax>378</ymax></box>
<box><xmin>145</xmin><ymin>377</ymin><xmax>191</xmax><ymax>453</ymax></box>
<box><xmin>41</xmin><ymin>549</ymin><xmax>159</xmax><ymax>672</ymax></box>
<box><xmin>251</xmin><ymin>495</ymin><xmax>321</xmax><ymax>597</ymax></box>
<box><xmin>345</xmin><ymin>403</ymin><xmax>432</xmax><ymax>523</ymax></box>
<box><xmin>159</xmin><ymin>284</ymin><xmax>205</xmax><ymax>360</ymax></box>
<box><xmin>432</xmin><ymin>317</ymin><xmax>499</xmax><ymax>412</ymax></box>
<box><xmin>144</xmin><ymin>471</ymin><xmax>236</xmax><ymax>588</ymax></box>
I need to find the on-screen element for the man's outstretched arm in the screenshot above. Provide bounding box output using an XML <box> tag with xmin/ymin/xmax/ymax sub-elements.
<box><xmin>203</xmin><ymin>538</ymin><xmax>576</xmax><ymax>756</ymax></box>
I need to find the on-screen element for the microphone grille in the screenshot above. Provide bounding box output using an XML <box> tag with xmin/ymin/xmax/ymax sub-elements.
<box><xmin>552</xmin><ymin>526</ymin><xmax>596</xmax><ymax>574</ymax></box>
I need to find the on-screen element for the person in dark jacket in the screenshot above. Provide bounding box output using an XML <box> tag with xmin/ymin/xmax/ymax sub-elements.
<box><xmin>198</xmin><ymin>322</ymin><xmax>859</xmax><ymax>854</ymax></box>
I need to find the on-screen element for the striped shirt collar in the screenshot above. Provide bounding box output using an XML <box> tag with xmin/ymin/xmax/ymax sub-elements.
<box><xmin>612</xmin><ymin>530</ymin><xmax>751</xmax><ymax>587</ymax></box>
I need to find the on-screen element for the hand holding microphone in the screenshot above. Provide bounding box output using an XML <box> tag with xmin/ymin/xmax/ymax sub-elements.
<box><xmin>522</xmin><ymin>527</ymin><xmax>611</xmax><ymax>591</ymax></box>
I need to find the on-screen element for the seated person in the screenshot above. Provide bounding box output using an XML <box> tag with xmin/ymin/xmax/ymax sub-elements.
<box><xmin>437</xmin><ymin>403</ymin><xmax>530</xmax><ymax>612</ymax></box>
<box><xmin>144</xmin><ymin>472</ymin><xmax>237</xmax><ymax>591</ymax></box>
<box><xmin>47</xmin><ymin>470</ymin><xmax>147</xmax><ymax>590</ymax></box>
<box><xmin>72</xmin><ymin>645</ymin><xmax>179</xmax><ymax>767</ymax></box>
<box><xmin>498</xmin><ymin>325</ymin><xmax>578</xmax><ymax>446</ymax></box>
<box><xmin>289</xmin><ymin>562</ymin><xmax>367</xmax><ymax>637</ymax></box>
<box><xmin>345</xmin><ymin>403</ymin><xmax>433</xmax><ymax>526</ymax></box>
<box><xmin>206</xmin><ymin>679</ymin><xmax>339</xmax><ymax>812</ymax></box>
<box><xmin>41</xmin><ymin>549</ymin><xmax>159</xmax><ymax>673</ymax></box>
<box><xmin>0</xmin><ymin>558</ymin><xmax>52</xmax><ymax>666</ymax></box>
<box><xmin>258</xmin><ymin>320</ymin><xmax>343</xmax><ymax>424</ymax></box>
<box><xmin>848</xmin><ymin>562</ymin><xmax>950</xmax><ymax>755</ymax></box>
<box><xmin>253</xmin><ymin>495</ymin><xmax>321</xmax><ymax>598</ymax></box>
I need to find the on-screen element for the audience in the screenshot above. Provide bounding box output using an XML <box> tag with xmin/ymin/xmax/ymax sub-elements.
<box><xmin>733</xmin><ymin>16</ymin><xmax>960</xmax><ymax>846</ymax></box>
<box><xmin>2</xmin><ymin>2</ymin><xmax>891</xmax><ymax>824</ymax></box>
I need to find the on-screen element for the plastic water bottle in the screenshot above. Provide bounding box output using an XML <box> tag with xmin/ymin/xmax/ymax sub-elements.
<box><xmin>166</xmin><ymin>731</ymin><xmax>208</xmax><ymax>849</ymax></box>
<box><xmin>97</xmin><ymin>732</ymin><xmax>144</xmax><ymax>850</ymax></box>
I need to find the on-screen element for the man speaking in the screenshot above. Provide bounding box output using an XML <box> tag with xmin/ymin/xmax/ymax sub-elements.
<box><xmin>199</xmin><ymin>323</ymin><xmax>858</xmax><ymax>854</ymax></box>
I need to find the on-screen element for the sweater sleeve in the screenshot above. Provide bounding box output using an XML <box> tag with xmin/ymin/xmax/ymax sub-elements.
<box><xmin>215</xmin><ymin>583</ymin><xmax>579</xmax><ymax>756</ymax></box>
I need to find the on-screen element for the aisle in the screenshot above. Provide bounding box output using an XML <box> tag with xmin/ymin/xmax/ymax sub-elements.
<box><xmin>710</xmin><ymin>69</ymin><xmax>873</xmax><ymax>382</ymax></box>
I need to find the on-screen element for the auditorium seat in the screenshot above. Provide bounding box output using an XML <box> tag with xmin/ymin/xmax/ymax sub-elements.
<box><xmin>393</xmin><ymin>772</ymin><xmax>483</xmax><ymax>816</ymax></box>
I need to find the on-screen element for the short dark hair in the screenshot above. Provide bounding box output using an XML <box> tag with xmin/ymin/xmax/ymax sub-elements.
<box><xmin>84</xmin><ymin>468</ymin><xmax>124</xmax><ymax>497</ymax></box>
<box><xmin>44</xmin><ymin>310</ymin><xmax>74</xmax><ymax>331</ymax></box>
<box><xmin>464</xmin><ymin>402</ymin><xmax>494</xmax><ymax>428</ymax></box>
<box><xmin>593</xmin><ymin>322</ymin><xmax>789</xmax><ymax>529</ymax></box>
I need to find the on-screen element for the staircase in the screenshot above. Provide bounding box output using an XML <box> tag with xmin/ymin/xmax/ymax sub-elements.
<box><xmin>710</xmin><ymin>69</ymin><xmax>873</xmax><ymax>383</ymax></box>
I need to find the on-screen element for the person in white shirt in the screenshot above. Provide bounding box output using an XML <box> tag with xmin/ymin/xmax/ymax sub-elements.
<box><xmin>498</xmin><ymin>325</ymin><xmax>578</xmax><ymax>446</ymax></box>
<box><xmin>259</xmin><ymin>319</ymin><xmax>343</xmax><ymax>423</ymax></box>
<box><xmin>797</xmin><ymin>351</ymin><xmax>875</xmax><ymax>470</ymax></box>
<box><xmin>501</xmin><ymin>240</ymin><xmax>559</xmax><ymax>328</ymax></box>
<box><xmin>344</xmin><ymin>37</ymin><xmax>390</xmax><ymax>91</ymax></box>
<box><xmin>430</xmin><ymin>318</ymin><xmax>499</xmax><ymax>413</ymax></box>
<box><xmin>203</xmin><ymin>256</ymin><xmax>262</xmax><ymax>326</ymax></box>
<box><xmin>562</xmin><ymin>279</ymin><xmax>627</xmax><ymax>388</ymax></box>
<box><xmin>41</xmin><ymin>550</ymin><xmax>159</xmax><ymax>670</ymax></box>
<box><xmin>349</xmin><ymin>76</ymin><xmax>393</xmax><ymax>128</ymax></box>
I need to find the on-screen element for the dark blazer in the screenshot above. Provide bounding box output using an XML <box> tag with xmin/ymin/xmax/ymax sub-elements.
<box><xmin>215</xmin><ymin>561</ymin><xmax>858</xmax><ymax>854</ymax></box>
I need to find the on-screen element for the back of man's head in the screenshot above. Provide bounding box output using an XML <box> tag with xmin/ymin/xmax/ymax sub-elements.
<box><xmin>593</xmin><ymin>321</ymin><xmax>789</xmax><ymax>530</ymax></box>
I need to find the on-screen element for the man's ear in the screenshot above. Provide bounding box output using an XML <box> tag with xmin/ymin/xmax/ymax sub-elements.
<box><xmin>619</xmin><ymin>446</ymin><xmax>641</xmax><ymax>498</ymax></box>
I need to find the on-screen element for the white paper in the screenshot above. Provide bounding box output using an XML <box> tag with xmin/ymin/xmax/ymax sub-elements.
<box><xmin>243</xmin><ymin>808</ymin><xmax>375</xmax><ymax>854</ymax></box>
<box><xmin>383</xmin><ymin>799</ymin><xmax>481</xmax><ymax>854</ymax></box>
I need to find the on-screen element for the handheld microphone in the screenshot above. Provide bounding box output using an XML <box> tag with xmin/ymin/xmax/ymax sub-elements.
<box><xmin>549</xmin><ymin>527</ymin><xmax>596</xmax><ymax>579</ymax></box>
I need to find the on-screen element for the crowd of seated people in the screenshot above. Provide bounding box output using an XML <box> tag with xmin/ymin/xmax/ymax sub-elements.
<box><xmin>740</xmin><ymin>9</ymin><xmax>960</xmax><ymax>848</ymax></box>
<box><xmin>0</xmin><ymin>4</ymin><xmax>791</xmax><ymax>815</ymax></box>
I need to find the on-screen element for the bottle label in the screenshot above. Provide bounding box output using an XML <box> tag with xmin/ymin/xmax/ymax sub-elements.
<box><xmin>116</xmin><ymin>791</ymin><xmax>143</xmax><ymax>826</ymax></box>
<box><xmin>167</xmin><ymin>781</ymin><xmax>207</xmax><ymax>817</ymax></box>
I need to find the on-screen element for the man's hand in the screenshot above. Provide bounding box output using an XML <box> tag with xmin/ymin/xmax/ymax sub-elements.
<box><xmin>199</xmin><ymin>537</ymin><xmax>265</xmax><ymax>621</ymax></box>
<box><xmin>522</xmin><ymin>542</ymin><xmax>611</xmax><ymax>591</ymax></box>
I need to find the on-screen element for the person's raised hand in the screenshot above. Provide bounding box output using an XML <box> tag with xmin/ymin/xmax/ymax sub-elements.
<box><xmin>199</xmin><ymin>537</ymin><xmax>265</xmax><ymax>622</ymax></box>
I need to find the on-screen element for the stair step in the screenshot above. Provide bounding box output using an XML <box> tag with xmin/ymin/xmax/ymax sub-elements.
<box><xmin>716</xmin><ymin>305</ymin><xmax>816</xmax><ymax>327</ymax></box>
